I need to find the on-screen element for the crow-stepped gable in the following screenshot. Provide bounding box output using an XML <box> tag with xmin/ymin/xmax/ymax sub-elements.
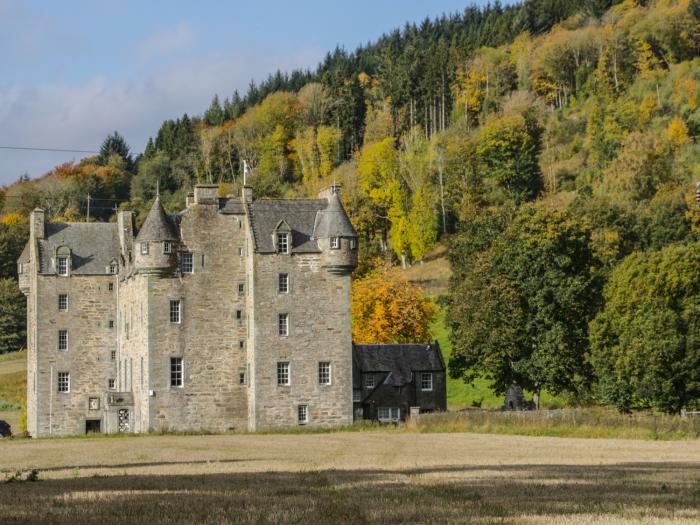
<box><xmin>19</xmin><ymin>184</ymin><xmax>358</xmax><ymax>436</ymax></box>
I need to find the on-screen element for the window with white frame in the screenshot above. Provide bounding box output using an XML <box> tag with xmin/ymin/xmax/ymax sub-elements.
<box><xmin>318</xmin><ymin>362</ymin><xmax>331</xmax><ymax>385</ymax></box>
<box><xmin>57</xmin><ymin>372</ymin><xmax>70</xmax><ymax>393</ymax></box>
<box><xmin>330</xmin><ymin>237</ymin><xmax>340</xmax><ymax>249</ymax></box>
<box><xmin>298</xmin><ymin>404</ymin><xmax>308</xmax><ymax>425</ymax></box>
<box><xmin>350</xmin><ymin>238</ymin><xmax>358</xmax><ymax>251</ymax></box>
<box><xmin>277</xmin><ymin>232</ymin><xmax>289</xmax><ymax>254</ymax></box>
<box><xmin>108</xmin><ymin>378</ymin><xmax>116</xmax><ymax>390</ymax></box>
<box><xmin>18</xmin><ymin>263</ymin><xmax>23</xmax><ymax>274</ymax></box>
<box><xmin>238</xmin><ymin>282</ymin><xmax>245</xmax><ymax>296</ymax></box>
<box><xmin>108</xmin><ymin>283</ymin><xmax>114</xmax><ymax>291</ymax></box>
<box><xmin>170</xmin><ymin>357</ymin><xmax>183</xmax><ymax>387</ymax></box>
<box><xmin>277</xmin><ymin>361</ymin><xmax>290</xmax><ymax>386</ymax></box>
<box><xmin>353</xmin><ymin>390</ymin><xmax>361</xmax><ymax>402</ymax></box>
<box><xmin>365</xmin><ymin>374</ymin><xmax>375</xmax><ymax>388</ymax></box>
<box><xmin>278</xmin><ymin>313</ymin><xmax>289</xmax><ymax>336</ymax></box>
<box><xmin>377</xmin><ymin>407</ymin><xmax>400</xmax><ymax>422</ymax></box>
<box><xmin>278</xmin><ymin>273</ymin><xmax>289</xmax><ymax>294</ymax></box>
<box><xmin>58</xmin><ymin>294</ymin><xmax>68</xmax><ymax>311</ymax></box>
<box><xmin>163</xmin><ymin>241</ymin><xmax>172</xmax><ymax>254</ymax></box>
<box><xmin>169</xmin><ymin>300</ymin><xmax>181</xmax><ymax>324</ymax></box>
<box><xmin>140</xmin><ymin>242</ymin><xmax>149</xmax><ymax>255</ymax></box>
<box><xmin>109</xmin><ymin>262</ymin><xmax>117</xmax><ymax>274</ymax></box>
<box><xmin>181</xmin><ymin>251</ymin><xmax>193</xmax><ymax>273</ymax></box>
<box><xmin>420</xmin><ymin>372</ymin><xmax>433</xmax><ymax>391</ymax></box>
<box><xmin>58</xmin><ymin>330</ymin><xmax>68</xmax><ymax>351</ymax></box>
<box><xmin>239</xmin><ymin>371</ymin><xmax>246</xmax><ymax>385</ymax></box>
<box><xmin>57</xmin><ymin>256</ymin><xmax>68</xmax><ymax>276</ymax></box>
<box><xmin>110</xmin><ymin>350</ymin><xmax>116</xmax><ymax>361</ymax></box>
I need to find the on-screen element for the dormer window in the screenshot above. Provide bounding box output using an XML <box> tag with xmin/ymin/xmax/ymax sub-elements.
<box><xmin>277</xmin><ymin>233</ymin><xmax>289</xmax><ymax>254</ymax></box>
<box><xmin>57</xmin><ymin>256</ymin><xmax>68</xmax><ymax>276</ymax></box>
<box><xmin>330</xmin><ymin>237</ymin><xmax>340</xmax><ymax>249</ymax></box>
<box><xmin>108</xmin><ymin>260</ymin><xmax>117</xmax><ymax>274</ymax></box>
<box><xmin>140</xmin><ymin>242</ymin><xmax>149</xmax><ymax>255</ymax></box>
<box><xmin>164</xmin><ymin>241</ymin><xmax>172</xmax><ymax>254</ymax></box>
<box><xmin>350</xmin><ymin>238</ymin><xmax>358</xmax><ymax>251</ymax></box>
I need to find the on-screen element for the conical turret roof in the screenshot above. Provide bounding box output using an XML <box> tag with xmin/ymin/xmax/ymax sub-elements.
<box><xmin>313</xmin><ymin>192</ymin><xmax>357</xmax><ymax>239</ymax></box>
<box><xmin>135</xmin><ymin>196</ymin><xmax>178</xmax><ymax>242</ymax></box>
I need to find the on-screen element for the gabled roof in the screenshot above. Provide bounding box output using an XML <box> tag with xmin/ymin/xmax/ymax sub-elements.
<box><xmin>37</xmin><ymin>222</ymin><xmax>120</xmax><ymax>275</ymax></box>
<box><xmin>135</xmin><ymin>196</ymin><xmax>179</xmax><ymax>242</ymax></box>
<box><xmin>247</xmin><ymin>199</ymin><xmax>327</xmax><ymax>253</ymax></box>
<box><xmin>353</xmin><ymin>342</ymin><xmax>445</xmax><ymax>387</ymax></box>
<box><xmin>17</xmin><ymin>242</ymin><xmax>30</xmax><ymax>264</ymax></box>
<box><xmin>312</xmin><ymin>192</ymin><xmax>357</xmax><ymax>239</ymax></box>
<box><xmin>218</xmin><ymin>198</ymin><xmax>245</xmax><ymax>214</ymax></box>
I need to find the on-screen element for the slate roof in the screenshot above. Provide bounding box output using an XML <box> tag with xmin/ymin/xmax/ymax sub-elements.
<box><xmin>37</xmin><ymin>222</ymin><xmax>120</xmax><ymax>275</ymax></box>
<box><xmin>353</xmin><ymin>342</ymin><xmax>445</xmax><ymax>387</ymax></box>
<box><xmin>135</xmin><ymin>196</ymin><xmax>179</xmax><ymax>242</ymax></box>
<box><xmin>313</xmin><ymin>192</ymin><xmax>357</xmax><ymax>239</ymax></box>
<box><xmin>218</xmin><ymin>198</ymin><xmax>245</xmax><ymax>214</ymax></box>
<box><xmin>247</xmin><ymin>199</ymin><xmax>327</xmax><ymax>253</ymax></box>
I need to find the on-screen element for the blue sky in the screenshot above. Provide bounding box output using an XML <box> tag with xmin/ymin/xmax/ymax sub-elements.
<box><xmin>0</xmin><ymin>0</ymin><xmax>495</xmax><ymax>186</ymax></box>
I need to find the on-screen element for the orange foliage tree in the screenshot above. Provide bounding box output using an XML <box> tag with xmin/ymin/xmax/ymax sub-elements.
<box><xmin>351</xmin><ymin>265</ymin><xmax>438</xmax><ymax>344</ymax></box>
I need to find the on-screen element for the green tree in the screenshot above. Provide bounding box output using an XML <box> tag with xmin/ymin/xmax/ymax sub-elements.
<box><xmin>449</xmin><ymin>204</ymin><xmax>601</xmax><ymax>396</ymax></box>
<box><xmin>97</xmin><ymin>131</ymin><xmax>133</xmax><ymax>170</ymax></box>
<box><xmin>0</xmin><ymin>278</ymin><xmax>26</xmax><ymax>354</ymax></box>
<box><xmin>590</xmin><ymin>242</ymin><xmax>700</xmax><ymax>413</ymax></box>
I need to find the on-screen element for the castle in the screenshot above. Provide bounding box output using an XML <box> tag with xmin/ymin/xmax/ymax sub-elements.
<box><xmin>18</xmin><ymin>184</ymin><xmax>358</xmax><ymax>437</ymax></box>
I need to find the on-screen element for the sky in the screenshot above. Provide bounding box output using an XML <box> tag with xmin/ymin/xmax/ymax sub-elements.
<box><xmin>0</xmin><ymin>0</ymin><xmax>492</xmax><ymax>186</ymax></box>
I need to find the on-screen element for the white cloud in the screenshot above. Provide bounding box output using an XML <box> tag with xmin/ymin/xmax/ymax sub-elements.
<box><xmin>139</xmin><ymin>23</ymin><xmax>196</xmax><ymax>60</ymax></box>
<box><xmin>0</xmin><ymin>46</ymin><xmax>324</xmax><ymax>185</ymax></box>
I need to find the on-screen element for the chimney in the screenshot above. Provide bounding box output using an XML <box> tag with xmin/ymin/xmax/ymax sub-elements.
<box><xmin>117</xmin><ymin>210</ymin><xmax>134</xmax><ymax>253</ymax></box>
<box><xmin>242</xmin><ymin>186</ymin><xmax>253</xmax><ymax>204</ymax></box>
<box><xmin>30</xmin><ymin>208</ymin><xmax>45</xmax><ymax>240</ymax></box>
<box><xmin>318</xmin><ymin>184</ymin><xmax>342</xmax><ymax>201</ymax></box>
<box><xmin>194</xmin><ymin>184</ymin><xmax>218</xmax><ymax>205</ymax></box>
<box><xmin>185</xmin><ymin>191</ymin><xmax>195</xmax><ymax>208</ymax></box>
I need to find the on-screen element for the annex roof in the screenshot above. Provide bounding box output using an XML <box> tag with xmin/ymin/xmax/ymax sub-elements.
<box><xmin>247</xmin><ymin>199</ymin><xmax>328</xmax><ymax>253</ymax></box>
<box><xmin>312</xmin><ymin>192</ymin><xmax>357</xmax><ymax>239</ymax></box>
<box><xmin>36</xmin><ymin>222</ymin><xmax>120</xmax><ymax>275</ymax></box>
<box><xmin>353</xmin><ymin>342</ymin><xmax>445</xmax><ymax>387</ymax></box>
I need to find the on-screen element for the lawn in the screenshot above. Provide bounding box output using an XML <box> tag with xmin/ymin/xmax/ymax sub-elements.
<box><xmin>0</xmin><ymin>351</ymin><xmax>26</xmax><ymax>434</ymax></box>
<box><xmin>1</xmin><ymin>431</ymin><xmax>699</xmax><ymax>524</ymax></box>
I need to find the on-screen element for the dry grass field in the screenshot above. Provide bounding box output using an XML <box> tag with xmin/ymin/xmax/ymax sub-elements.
<box><xmin>1</xmin><ymin>431</ymin><xmax>699</xmax><ymax>524</ymax></box>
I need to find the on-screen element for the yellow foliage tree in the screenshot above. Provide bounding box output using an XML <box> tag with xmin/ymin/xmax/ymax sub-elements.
<box><xmin>665</xmin><ymin>116</ymin><xmax>691</xmax><ymax>150</ymax></box>
<box><xmin>351</xmin><ymin>265</ymin><xmax>438</xmax><ymax>344</ymax></box>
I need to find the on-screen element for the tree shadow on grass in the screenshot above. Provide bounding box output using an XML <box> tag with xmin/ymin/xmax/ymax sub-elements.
<box><xmin>1</xmin><ymin>462</ymin><xmax>699</xmax><ymax>524</ymax></box>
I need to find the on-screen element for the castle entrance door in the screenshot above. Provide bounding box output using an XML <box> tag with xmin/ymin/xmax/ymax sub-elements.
<box><xmin>118</xmin><ymin>408</ymin><xmax>130</xmax><ymax>432</ymax></box>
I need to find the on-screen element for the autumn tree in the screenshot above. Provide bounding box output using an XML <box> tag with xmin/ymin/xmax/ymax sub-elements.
<box><xmin>352</xmin><ymin>265</ymin><xmax>438</xmax><ymax>344</ymax></box>
<box><xmin>0</xmin><ymin>278</ymin><xmax>26</xmax><ymax>354</ymax></box>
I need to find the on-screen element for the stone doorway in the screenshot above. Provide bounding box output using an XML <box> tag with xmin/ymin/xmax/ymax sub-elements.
<box><xmin>85</xmin><ymin>419</ymin><xmax>101</xmax><ymax>434</ymax></box>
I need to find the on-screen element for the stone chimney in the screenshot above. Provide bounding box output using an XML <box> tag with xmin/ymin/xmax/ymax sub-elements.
<box><xmin>194</xmin><ymin>184</ymin><xmax>218</xmax><ymax>205</ymax></box>
<box><xmin>317</xmin><ymin>184</ymin><xmax>342</xmax><ymax>201</ymax></box>
<box><xmin>30</xmin><ymin>208</ymin><xmax>45</xmax><ymax>240</ymax></box>
<box><xmin>242</xmin><ymin>186</ymin><xmax>253</xmax><ymax>203</ymax></box>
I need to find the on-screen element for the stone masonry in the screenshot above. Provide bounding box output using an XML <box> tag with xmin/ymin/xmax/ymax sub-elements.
<box><xmin>18</xmin><ymin>184</ymin><xmax>357</xmax><ymax>436</ymax></box>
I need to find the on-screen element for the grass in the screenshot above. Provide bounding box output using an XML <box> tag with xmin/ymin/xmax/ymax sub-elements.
<box><xmin>0</xmin><ymin>350</ymin><xmax>26</xmax><ymax>434</ymax></box>
<box><xmin>1</xmin><ymin>432</ymin><xmax>699</xmax><ymax>524</ymax></box>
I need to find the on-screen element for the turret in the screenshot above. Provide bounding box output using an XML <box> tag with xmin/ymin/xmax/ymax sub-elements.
<box><xmin>134</xmin><ymin>196</ymin><xmax>179</xmax><ymax>274</ymax></box>
<box><xmin>314</xmin><ymin>187</ymin><xmax>358</xmax><ymax>275</ymax></box>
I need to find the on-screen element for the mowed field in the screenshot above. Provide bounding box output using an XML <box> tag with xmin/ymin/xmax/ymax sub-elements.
<box><xmin>1</xmin><ymin>432</ymin><xmax>700</xmax><ymax>524</ymax></box>
<box><xmin>0</xmin><ymin>351</ymin><xmax>25</xmax><ymax>434</ymax></box>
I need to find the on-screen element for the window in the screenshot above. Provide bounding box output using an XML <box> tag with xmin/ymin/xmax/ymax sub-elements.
<box><xmin>58</xmin><ymin>330</ymin><xmax>68</xmax><ymax>351</ymax></box>
<box><xmin>108</xmin><ymin>283</ymin><xmax>114</xmax><ymax>291</ymax></box>
<box><xmin>57</xmin><ymin>372</ymin><xmax>70</xmax><ymax>393</ymax></box>
<box><xmin>239</xmin><ymin>340</ymin><xmax>245</xmax><ymax>350</ymax></box>
<box><xmin>298</xmin><ymin>404</ymin><xmax>308</xmax><ymax>425</ymax></box>
<box><xmin>163</xmin><ymin>241</ymin><xmax>172</xmax><ymax>254</ymax></box>
<box><xmin>18</xmin><ymin>263</ymin><xmax>23</xmax><ymax>274</ymax></box>
<box><xmin>108</xmin><ymin>320</ymin><xmax>114</xmax><ymax>329</ymax></box>
<box><xmin>239</xmin><ymin>371</ymin><xmax>246</xmax><ymax>385</ymax></box>
<box><xmin>278</xmin><ymin>313</ymin><xmax>289</xmax><ymax>336</ymax></box>
<box><xmin>238</xmin><ymin>283</ymin><xmax>245</xmax><ymax>296</ymax></box>
<box><xmin>365</xmin><ymin>374</ymin><xmax>375</xmax><ymax>388</ymax></box>
<box><xmin>238</xmin><ymin>247</ymin><xmax>244</xmax><ymax>257</ymax></box>
<box><xmin>330</xmin><ymin>237</ymin><xmax>340</xmax><ymax>249</ymax></box>
<box><xmin>170</xmin><ymin>357</ymin><xmax>183</xmax><ymax>387</ymax></box>
<box><xmin>421</xmin><ymin>372</ymin><xmax>433</xmax><ymax>391</ymax></box>
<box><xmin>350</xmin><ymin>238</ymin><xmax>358</xmax><ymax>251</ymax></box>
<box><xmin>318</xmin><ymin>362</ymin><xmax>331</xmax><ymax>385</ymax></box>
<box><xmin>277</xmin><ymin>233</ymin><xmax>289</xmax><ymax>254</ymax></box>
<box><xmin>278</xmin><ymin>273</ymin><xmax>289</xmax><ymax>294</ymax></box>
<box><xmin>108</xmin><ymin>378</ymin><xmax>116</xmax><ymax>390</ymax></box>
<box><xmin>109</xmin><ymin>263</ymin><xmax>117</xmax><ymax>274</ymax></box>
<box><xmin>377</xmin><ymin>407</ymin><xmax>400</xmax><ymax>423</ymax></box>
<box><xmin>277</xmin><ymin>361</ymin><xmax>290</xmax><ymax>386</ymax></box>
<box><xmin>140</xmin><ymin>242</ymin><xmax>149</xmax><ymax>255</ymax></box>
<box><xmin>353</xmin><ymin>390</ymin><xmax>361</xmax><ymax>402</ymax></box>
<box><xmin>181</xmin><ymin>251</ymin><xmax>193</xmax><ymax>274</ymax></box>
<box><xmin>89</xmin><ymin>397</ymin><xmax>100</xmax><ymax>410</ymax></box>
<box><xmin>58</xmin><ymin>294</ymin><xmax>68</xmax><ymax>311</ymax></box>
<box><xmin>236</xmin><ymin>310</ymin><xmax>243</xmax><ymax>322</ymax></box>
<box><xmin>170</xmin><ymin>300</ymin><xmax>181</xmax><ymax>324</ymax></box>
<box><xmin>57</xmin><ymin>256</ymin><xmax>68</xmax><ymax>276</ymax></box>
<box><xmin>110</xmin><ymin>350</ymin><xmax>116</xmax><ymax>361</ymax></box>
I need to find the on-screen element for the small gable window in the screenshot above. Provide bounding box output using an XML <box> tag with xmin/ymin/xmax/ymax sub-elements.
<box><xmin>140</xmin><ymin>242</ymin><xmax>149</xmax><ymax>255</ymax></box>
<box><xmin>277</xmin><ymin>233</ymin><xmax>289</xmax><ymax>254</ymax></box>
<box><xmin>108</xmin><ymin>260</ymin><xmax>117</xmax><ymax>274</ymax></box>
<box><xmin>163</xmin><ymin>241</ymin><xmax>172</xmax><ymax>254</ymax></box>
<box><xmin>57</xmin><ymin>256</ymin><xmax>68</xmax><ymax>276</ymax></box>
<box><xmin>330</xmin><ymin>237</ymin><xmax>340</xmax><ymax>249</ymax></box>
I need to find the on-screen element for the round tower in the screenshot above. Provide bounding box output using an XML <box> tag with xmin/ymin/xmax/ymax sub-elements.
<box><xmin>134</xmin><ymin>195</ymin><xmax>179</xmax><ymax>274</ymax></box>
<box><xmin>314</xmin><ymin>190</ymin><xmax>358</xmax><ymax>275</ymax></box>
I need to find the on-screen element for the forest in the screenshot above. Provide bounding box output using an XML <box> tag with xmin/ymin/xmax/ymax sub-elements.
<box><xmin>1</xmin><ymin>0</ymin><xmax>699</xmax><ymax>413</ymax></box>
